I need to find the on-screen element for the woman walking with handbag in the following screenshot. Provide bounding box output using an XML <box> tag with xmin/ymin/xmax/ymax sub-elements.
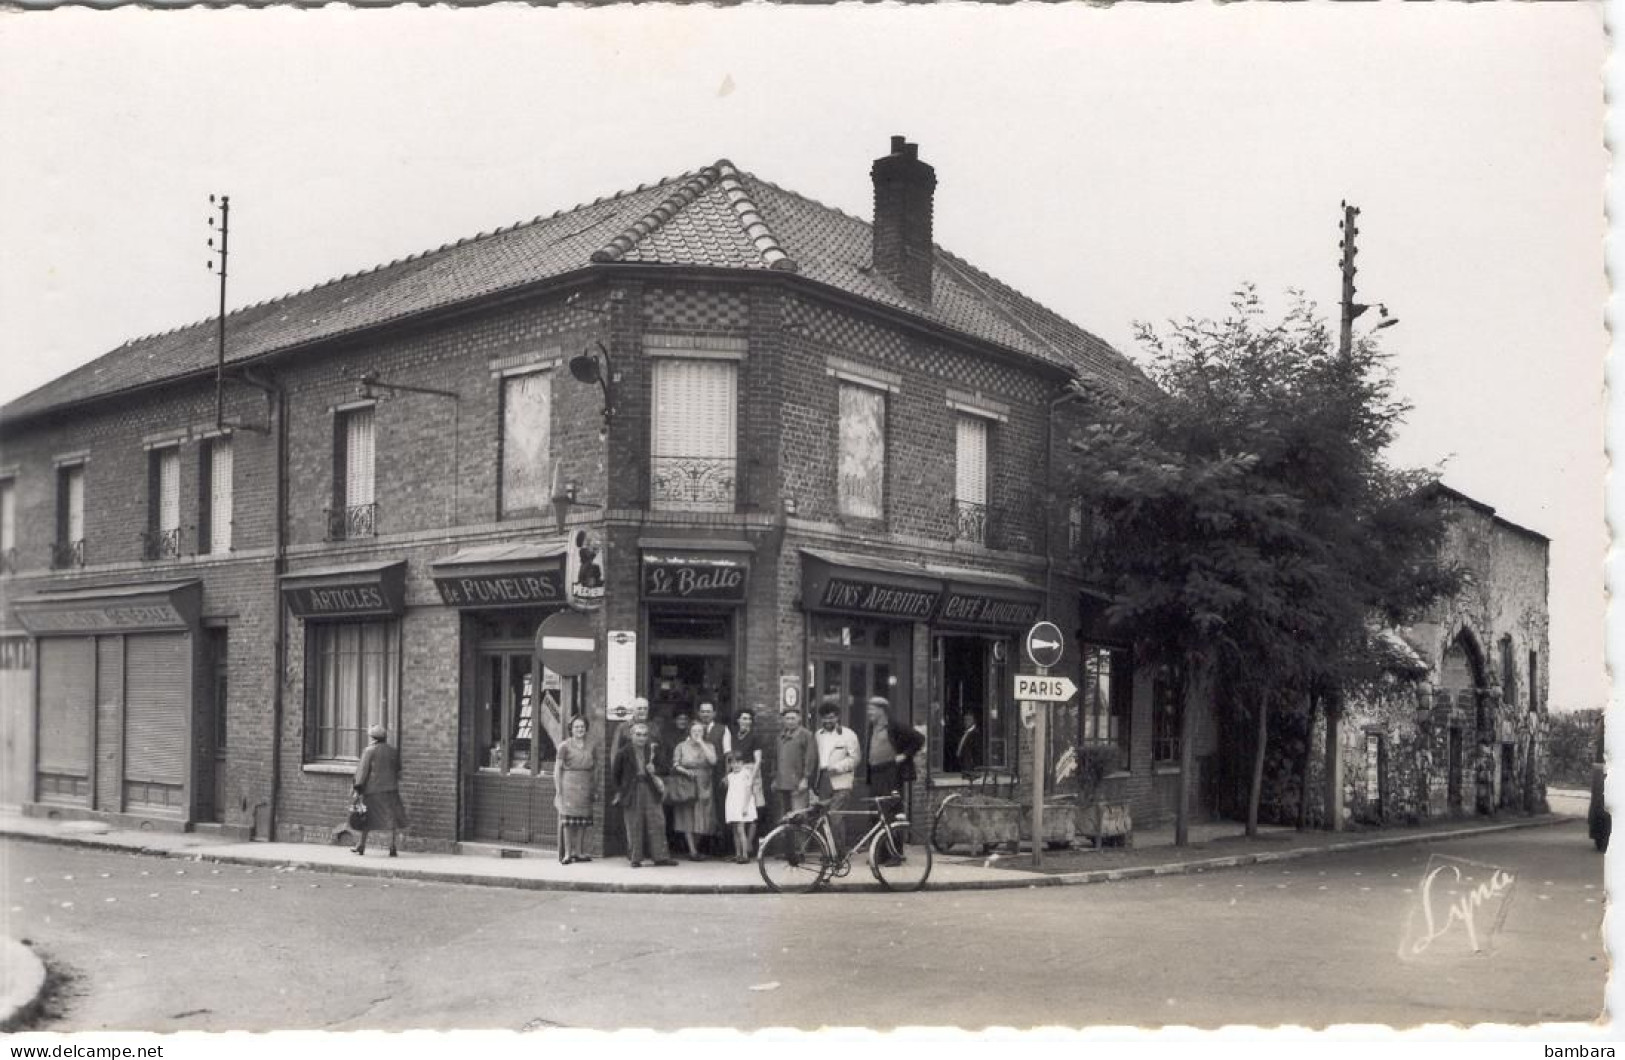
<box><xmin>352</xmin><ymin>725</ymin><xmax>409</xmax><ymax>857</ymax></box>
<box><xmin>554</xmin><ymin>714</ymin><xmax>600</xmax><ymax>864</ymax></box>
<box><xmin>670</xmin><ymin>720</ymin><xmax>717</xmax><ymax>861</ymax></box>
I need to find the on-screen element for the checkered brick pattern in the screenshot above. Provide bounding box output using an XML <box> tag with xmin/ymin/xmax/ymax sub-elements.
<box><xmin>642</xmin><ymin>285</ymin><xmax>750</xmax><ymax>333</ymax></box>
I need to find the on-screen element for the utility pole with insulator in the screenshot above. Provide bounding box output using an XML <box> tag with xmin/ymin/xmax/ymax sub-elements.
<box><xmin>207</xmin><ymin>194</ymin><xmax>230</xmax><ymax>430</ymax></box>
<box><xmin>1338</xmin><ymin>200</ymin><xmax>1361</xmax><ymax>362</ymax></box>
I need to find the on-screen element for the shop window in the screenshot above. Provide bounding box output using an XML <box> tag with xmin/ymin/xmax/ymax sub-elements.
<box><xmin>53</xmin><ymin>462</ymin><xmax>85</xmax><ymax>569</ymax></box>
<box><xmin>198</xmin><ymin>436</ymin><xmax>233</xmax><ymax>555</ymax></box>
<box><xmin>1080</xmin><ymin>643</ymin><xmax>1132</xmax><ymax>772</ymax></box>
<box><xmin>476</xmin><ymin>652</ymin><xmax>562</xmax><ymax>774</ymax></box>
<box><xmin>329</xmin><ymin>405</ymin><xmax>376</xmax><ymax>540</ymax></box>
<box><xmin>306</xmin><ymin>620</ymin><xmax>398</xmax><ymax>762</ymax></box>
<box><xmin>651</xmin><ymin>358</ymin><xmax>736</xmax><ymax>512</ymax></box>
<box><xmin>499</xmin><ymin>370</ymin><xmax>551</xmax><ymax>517</ymax></box>
<box><xmin>1152</xmin><ymin>669</ymin><xmax>1183</xmax><ymax>765</ymax></box>
<box><xmin>953</xmin><ymin>416</ymin><xmax>989</xmax><ymax>544</ymax></box>
<box><xmin>0</xmin><ymin>477</ymin><xmax>15</xmax><ymax>574</ymax></box>
<box><xmin>838</xmin><ymin>382</ymin><xmax>886</xmax><ymax>521</ymax></box>
<box><xmin>649</xmin><ymin>612</ymin><xmax>734</xmax><ymax>727</ymax></box>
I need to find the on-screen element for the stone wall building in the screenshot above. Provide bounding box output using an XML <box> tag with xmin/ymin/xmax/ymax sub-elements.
<box><xmin>0</xmin><ymin>139</ymin><xmax>1207</xmax><ymax>855</ymax></box>
<box><xmin>1251</xmin><ymin>485</ymin><xmax>1551</xmax><ymax>828</ymax></box>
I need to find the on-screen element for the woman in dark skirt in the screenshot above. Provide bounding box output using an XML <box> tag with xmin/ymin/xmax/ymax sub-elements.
<box><xmin>352</xmin><ymin>724</ymin><xmax>409</xmax><ymax>857</ymax></box>
<box><xmin>554</xmin><ymin>715</ymin><xmax>599</xmax><ymax>864</ymax></box>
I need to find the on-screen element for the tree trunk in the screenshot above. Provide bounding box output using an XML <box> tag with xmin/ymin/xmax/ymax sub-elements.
<box><xmin>1323</xmin><ymin>692</ymin><xmax>1343</xmax><ymax>832</ymax></box>
<box><xmin>1247</xmin><ymin>693</ymin><xmax>1269</xmax><ymax>838</ymax></box>
<box><xmin>1297</xmin><ymin>692</ymin><xmax>1317</xmax><ymax>831</ymax></box>
<box><xmin>1175</xmin><ymin>665</ymin><xmax>1195</xmax><ymax>847</ymax></box>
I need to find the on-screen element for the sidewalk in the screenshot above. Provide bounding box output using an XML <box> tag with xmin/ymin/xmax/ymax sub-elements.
<box><xmin>0</xmin><ymin>804</ymin><xmax>1576</xmax><ymax>896</ymax></box>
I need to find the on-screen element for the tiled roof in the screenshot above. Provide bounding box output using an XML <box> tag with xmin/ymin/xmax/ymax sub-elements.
<box><xmin>3</xmin><ymin>159</ymin><xmax>1145</xmax><ymax>422</ymax></box>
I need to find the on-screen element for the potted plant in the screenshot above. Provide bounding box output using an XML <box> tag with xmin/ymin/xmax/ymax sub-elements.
<box><xmin>1071</xmin><ymin>744</ymin><xmax>1133</xmax><ymax>848</ymax></box>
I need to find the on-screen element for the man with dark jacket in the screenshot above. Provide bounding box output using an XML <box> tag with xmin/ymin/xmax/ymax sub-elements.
<box><xmin>863</xmin><ymin>696</ymin><xmax>924</xmax><ymax>801</ymax></box>
<box><xmin>610</xmin><ymin>721</ymin><xmax>677</xmax><ymax>867</ymax></box>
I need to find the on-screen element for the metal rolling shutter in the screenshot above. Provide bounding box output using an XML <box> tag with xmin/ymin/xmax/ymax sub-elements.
<box><xmin>37</xmin><ymin>638</ymin><xmax>92</xmax><ymax>775</ymax></box>
<box><xmin>124</xmin><ymin>633</ymin><xmax>189</xmax><ymax>785</ymax></box>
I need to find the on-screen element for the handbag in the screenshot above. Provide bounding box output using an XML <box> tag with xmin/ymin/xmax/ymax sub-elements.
<box><xmin>663</xmin><ymin>771</ymin><xmax>697</xmax><ymax>806</ymax></box>
<box><xmin>348</xmin><ymin>794</ymin><xmax>370</xmax><ymax>832</ymax></box>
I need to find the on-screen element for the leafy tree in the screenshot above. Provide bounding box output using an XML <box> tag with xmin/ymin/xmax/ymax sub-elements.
<box><xmin>1068</xmin><ymin>288</ymin><xmax>1459</xmax><ymax>842</ymax></box>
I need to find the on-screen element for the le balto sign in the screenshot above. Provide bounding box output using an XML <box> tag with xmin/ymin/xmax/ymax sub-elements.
<box><xmin>643</xmin><ymin>554</ymin><xmax>747</xmax><ymax>603</ymax></box>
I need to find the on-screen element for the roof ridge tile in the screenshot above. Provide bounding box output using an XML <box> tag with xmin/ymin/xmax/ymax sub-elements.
<box><xmin>590</xmin><ymin>165</ymin><xmax>722</xmax><ymax>264</ymax></box>
<box><xmin>714</xmin><ymin>161</ymin><xmax>797</xmax><ymax>273</ymax></box>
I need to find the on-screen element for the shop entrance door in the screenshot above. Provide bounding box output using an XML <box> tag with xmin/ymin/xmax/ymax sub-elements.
<box><xmin>813</xmin><ymin>658</ymin><xmax>896</xmax><ymax>737</ymax></box>
<box><xmin>463</xmin><ymin>612</ymin><xmax>569</xmax><ymax>845</ymax></box>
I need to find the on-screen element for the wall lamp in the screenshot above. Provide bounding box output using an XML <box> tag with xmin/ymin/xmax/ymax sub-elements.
<box><xmin>1350</xmin><ymin>303</ymin><xmax>1400</xmax><ymax>332</ymax></box>
<box><xmin>568</xmin><ymin>341</ymin><xmax>615</xmax><ymax>434</ymax></box>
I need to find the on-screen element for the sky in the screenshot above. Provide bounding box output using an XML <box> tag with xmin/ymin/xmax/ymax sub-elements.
<box><xmin>0</xmin><ymin>4</ymin><xmax>1607</xmax><ymax>712</ymax></box>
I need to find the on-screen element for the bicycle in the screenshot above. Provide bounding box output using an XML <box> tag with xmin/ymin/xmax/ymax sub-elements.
<box><xmin>757</xmin><ymin>792</ymin><xmax>933</xmax><ymax>894</ymax></box>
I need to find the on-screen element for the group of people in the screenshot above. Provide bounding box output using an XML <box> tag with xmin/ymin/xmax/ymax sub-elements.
<box><xmin>601</xmin><ymin>692</ymin><xmax>924</xmax><ymax>868</ymax></box>
<box><xmin>342</xmin><ymin>694</ymin><xmax>925</xmax><ymax>868</ymax></box>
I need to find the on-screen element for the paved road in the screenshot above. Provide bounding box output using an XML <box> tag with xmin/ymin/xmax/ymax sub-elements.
<box><xmin>5</xmin><ymin>821</ymin><xmax>1605</xmax><ymax>1031</ymax></box>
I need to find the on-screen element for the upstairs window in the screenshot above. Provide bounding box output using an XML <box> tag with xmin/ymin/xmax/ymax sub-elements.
<box><xmin>330</xmin><ymin>405</ymin><xmax>376</xmax><ymax>540</ymax></box>
<box><xmin>144</xmin><ymin>445</ymin><xmax>182</xmax><ymax>560</ymax></box>
<box><xmin>499</xmin><ymin>370</ymin><xmax>552</xmax><ymax>518</ymax></box>
<box><xmin>651</xmin><ymin>358</ymin><xmax>736</xmax><ymax>512</ymax></box>
<box><xmin>54</xmin><ymin>462</ymin><xmax>85</xmax><ymax>568</ymax></box>
<box><xmin>0</xmin><ymin>477</ymin><xmax>15</xmax><ymax>574</ymax></box>
<box><xmin>953</xmin><ymin>415</ymin><xmax>990</xmax><ymax>544</ymax></box>
<box><xmin>199</xmin><ymin>436</ymin><xmax>233</xmax><ymax>555</ymax></box>
<box><xmin>1528</xmin><ymin>651</ymin><xmax>1539</xmax><ymax>712</ymax></box>
<box><xmin>838</xmin><ymin>382</ymin><xmax>886</xmax><ymax>521</ymax></box>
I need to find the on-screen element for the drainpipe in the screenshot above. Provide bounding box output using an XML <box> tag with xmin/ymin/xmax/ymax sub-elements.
<box><xmin>238</xmin><ymin>368</ymin><xmax>286</xmax><ymax>841</ymax></box>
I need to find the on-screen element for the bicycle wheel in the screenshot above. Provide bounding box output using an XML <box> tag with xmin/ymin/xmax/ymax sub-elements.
<box><xmin>758</xmin><ymin>822</ymin><xmax>833</xmax><ymax>894</ymax></box>
<box><xmin>930</xmin><ymin>794</ymin><xmax>960</xmax><ymax>855</ymax></box>
<box><xmin>869</xmin><ymin>818</ymin><xmax>933</xmax><ymax>892</ymax></box>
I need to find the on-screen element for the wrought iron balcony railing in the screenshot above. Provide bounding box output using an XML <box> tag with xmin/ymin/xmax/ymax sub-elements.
<box><xmin>952</xmin><ymin>498</ymin><xmax>989</xmax><ymax>545</ymax></box>
<box><xmin>141</xmin><ymin>527</ymin><xmax>184</xmax><ymax>561</ymax></box>
<box><xmin>651</xmin><ymin>455</ymin><xmax>736</xmax><ymax>512</ymax></box>
<box><xmin>51</xmin><ymin>539</ymin><xmax>86</xmax><ymax>570</ymax></box>
<box><xmin>325</xmin><ymin>502</ymin><xmax>378</xmax><ymax>541</ymax></box>
<box><xmin>0</xmin><ymin>547</ymin><xmax>17</xmax><ymax>575</ymax></box>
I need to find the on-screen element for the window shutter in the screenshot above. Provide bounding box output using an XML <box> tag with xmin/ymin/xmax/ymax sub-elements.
<box><xmin>501</xmin><ymin>371</ymin><xmax>551</xmax><ymax>515</ymax></box>
<box><xmin>653</xmin><ymin>360</ymin><xmax>736</xmax><ymax>459</ymax></box>
<box><xmin>158</xmin><ymin>448</ymin><xmax>181</xmax><ymax>533</ymax></box>
<box><xmin>345</xmin><ymin>408</ymin><xmax>375</xmax><ymax>508</ymax></box>
<box><xmin>66</xmin><ymin>466</ymin><xmax>85</xmax><ymax>542</ymax></box>
<box><xmin>838</xmin><ymin>383</ymin><xmax>886</xmax><ymax>520</ymax></box>
<box><xmin>955</xmin><ymin>416</ymin><xmax>988</xmax><ymax>505</ymax></box>
<box><xmin>209</xmin><ymin>439</ymin><xmax>233</xmax><ymax>552</ymax></box>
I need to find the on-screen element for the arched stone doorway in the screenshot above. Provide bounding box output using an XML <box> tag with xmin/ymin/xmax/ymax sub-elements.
<box><xmin>1438</xmin><ymin>628</ymin><xmax>1495</xmax><ymax>814</ymax></box>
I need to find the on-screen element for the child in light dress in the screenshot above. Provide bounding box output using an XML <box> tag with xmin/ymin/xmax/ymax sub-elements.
<box><xmin>723</xmin><ymin>752</ymin><xmax>757</xmax><ymax>864</ymax></box>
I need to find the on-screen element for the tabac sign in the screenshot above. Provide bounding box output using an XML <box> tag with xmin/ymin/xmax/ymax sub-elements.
<box><xmin>642</xmin><ymin>553</ymin><xmax>748</xmax><ymax>603</ymax></box>
<box><xmin>435</xmin><ymin>570</ymin><xmax>564</xmax><ymax>608</ymax></box>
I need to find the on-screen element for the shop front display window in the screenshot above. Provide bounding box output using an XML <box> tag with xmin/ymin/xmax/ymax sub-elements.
<box><xmin>1080</xmin><ymin>643</ymin><xmax>1132</xmax><ymax>772</ymax></box>
<box><xmin>475</xmin><ymin>653</ymin><xmax>565</xmax><ymax>774</ymax></box>
<box><xmin>307</xmin><ymin>619</ymin><xmax>398</xmax><ymax>763</ymax></box>
<box><xmin>935</xmin><ymin>635</ymin><xmax>1011</xmax><ymax>774</ymax></box>
<box><xmin>649</xmin><ymin>612</ymin><xmax>734</xmax><ymax>733</ymax></box>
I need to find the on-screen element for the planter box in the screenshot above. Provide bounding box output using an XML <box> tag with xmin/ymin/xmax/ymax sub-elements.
<box><xmin>934</xmin><ymin>795</ymin><xmax>1021</xmax><ymax>854</ymax></box>
<box><xmin>1021</xmin><ymin>796</ymin><xmax>1078</xmax><ymax>849</ymax></box>
<box><xmin>1075</xmin><ymin>800</ymin><xmax>1134</xmax><ymax>848</ymax></box>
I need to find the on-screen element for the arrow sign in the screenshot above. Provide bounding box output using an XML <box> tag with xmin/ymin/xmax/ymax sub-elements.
<box><xmin>1014</xmin><ymin>674</ymin><xmax>1077</xmax><ymax>702</ymax></box>
<box><xmin>1025</xmin><ymin>620</ymin><xmax>1065</xmax><ymax>669</ymax></box>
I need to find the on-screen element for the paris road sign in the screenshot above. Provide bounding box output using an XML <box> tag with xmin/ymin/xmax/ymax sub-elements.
<box><xmin>1014</xmin><ymin>674</ymin><xmax>1078</xmax><ymax>703</ymax></box>
<box><xmin>1024</xmin><ymin>620</ymin><xmax>1065</xmax><ymax>669</ymax></box>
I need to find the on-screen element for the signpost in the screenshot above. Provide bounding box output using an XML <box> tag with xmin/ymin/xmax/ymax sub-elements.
<box><xmin>1019</xmin><ymin>620</ymin><xmax>1072</xmax><ymax>868</ymax></box>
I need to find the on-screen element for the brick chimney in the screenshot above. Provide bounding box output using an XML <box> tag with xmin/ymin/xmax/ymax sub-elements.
<box><xmin>870</xmin><ymin>136</ymin><xmax>936</xmax><ymax>304</ymax></box>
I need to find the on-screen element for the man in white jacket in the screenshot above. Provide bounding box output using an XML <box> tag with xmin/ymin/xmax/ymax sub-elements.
<box><xmin>814</xmin><ymin>696</ymin><xmax>861</xmax><ymax>850</ymax></box>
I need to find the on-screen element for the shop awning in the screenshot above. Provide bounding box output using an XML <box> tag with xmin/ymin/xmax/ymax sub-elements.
<box><xmin>281</xmin><ymin>561</ymin><xmax>407</xmax><ymax>620</ymax></box>
<box><xmin>430</xmin><ymin>540</ymin><xmax>568</xmax><ymax>608</ymax></box>
<box><xmin>11</xmin><ymin>580</ymin><xmax>202</xmax><ymax>634</ymax></box>
<box><xmin>927</xmin><ymin>564</ymin><xmax>1044</xmax><ymax>630</ymax></box>
<box><xmin>800</xmin><ymin>550</ymin><xmax>1042</xmax><ymax>629</ymax></box>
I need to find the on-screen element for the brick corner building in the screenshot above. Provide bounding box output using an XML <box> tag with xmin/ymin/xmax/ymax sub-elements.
<box><xmin>0</xmin><ymin>139</ymin><xmax>1214</xmax><ymax>855</ymax></box>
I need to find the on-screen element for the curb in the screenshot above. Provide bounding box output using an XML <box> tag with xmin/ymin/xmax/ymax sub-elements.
<box><xmin>1</xmin><ymin>938</ymin><xmax>49</xmax><ymax>1032</ymax></box>
<box><xmin>0</xmin><ymin>814</ymin><xmax>1575</xmax><ymax>897</ymax></box>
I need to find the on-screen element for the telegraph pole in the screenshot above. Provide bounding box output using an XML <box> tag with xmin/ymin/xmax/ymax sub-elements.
<box><xmin>208</xmin><ymin>194</ymin><xmax>230</xmax><ymax>430</ymax></box>
<box><xmin>1338</xmin><ymin>200</ymin><xmax>1361</xmax><ymax>363</ymax></box>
